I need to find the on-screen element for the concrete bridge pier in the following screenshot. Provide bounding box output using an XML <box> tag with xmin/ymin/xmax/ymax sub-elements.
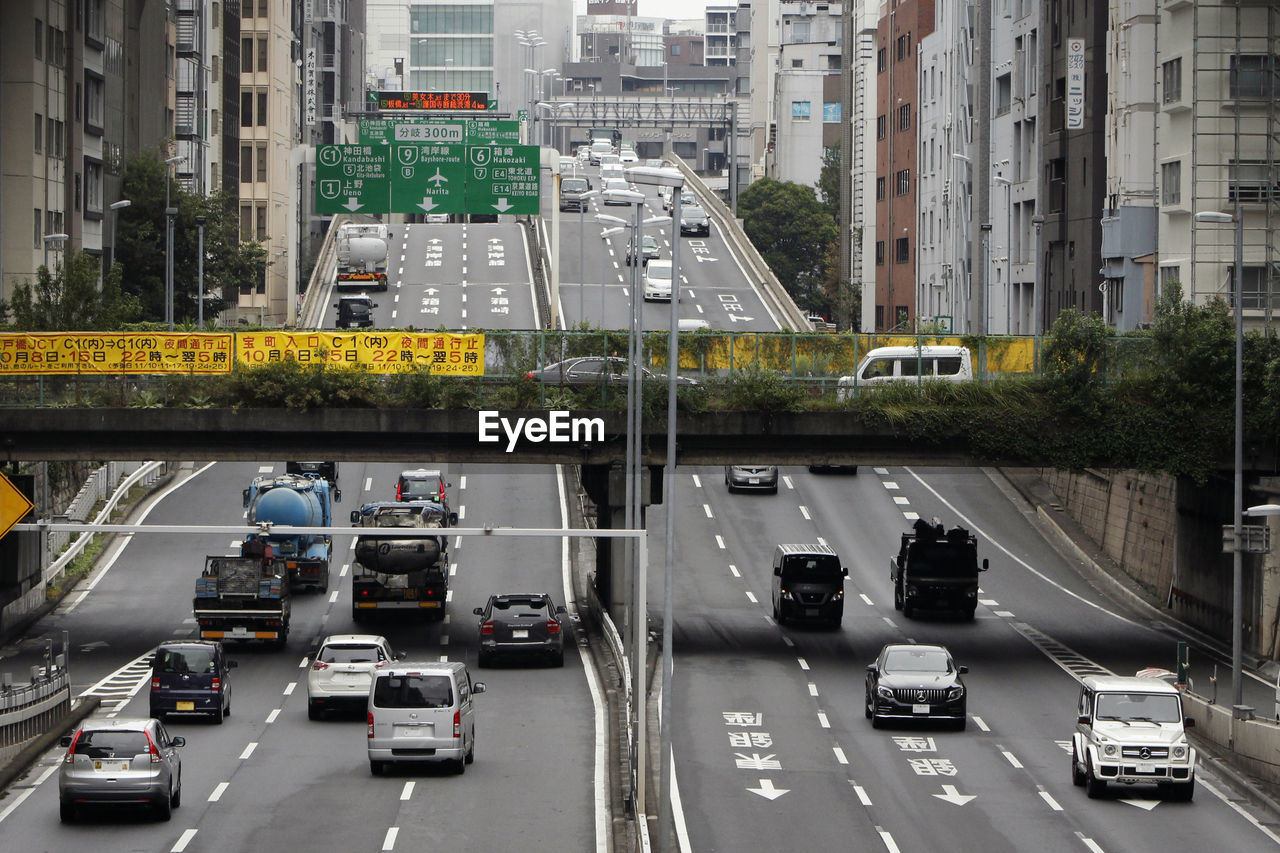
<box><xmin>580</xmin><ymin>464</ymin><xmax>662</xmax><ymax>646</ymax></box>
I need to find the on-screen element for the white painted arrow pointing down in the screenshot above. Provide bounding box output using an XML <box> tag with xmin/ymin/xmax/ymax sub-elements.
<box><xmin>492</xmin><ymin>199</ymin><xmax>514</xmax><ymax>213</ymax></box>
<box><xmin>418</xmin><ymin>197</ymin><xmax>438</xmax><ymax>212</ymax></box>
<box><xmin>342</xmin><ymin>198</ymin><xmax>363</xmax><ymax>212</ymax></box>
<box><xmin>933</xmin><ymin>784</ymin><xmax>976</xmax><ymax>806</ymax></box>
<box><xmin>747</xmin><ymin>779</ymin><xmax>789</xmax><ymax>800</ymax></box>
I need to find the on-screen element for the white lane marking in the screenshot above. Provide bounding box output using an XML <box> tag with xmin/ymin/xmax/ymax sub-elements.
<box><xmin>438</xmin><ymin>654</ymin><xmax>449</xmax><ymax>662</ymax></box>
<box><xmin>833</xmin><ymin>746</ymin><xmax>848</xmax><ymax>764</ymax></box>
<box><xmin>0</xmin><ymin>764</ymin><xmax>57</xmax><ymax>823</ymax></box>
<box><xmin>994</xmin><ymin>611</ymin><xmax>1016</xmax><ymax>618</ymax></box>
<box><xmin>391</xmin><ymin>310</ymin><xmax>398</xmax><ymax>320</ymax></box>
<box><xmin>458</xmin><ymin>505</ymin><xmax>466</xmax><ymax>520</ymax></box>
<box><xmin>745</xmin><ymin>591</ymin><xmax>758</xmax><ymax>604</ymax></box>
<box><xmin>817</xmin><ymin>711</ymin><xmax>830</xmax><ymax>728</ymax></box>
<box><xmin>860</xmin><ymin>594</ymin><xmax>875</xmax><ymax>606</ymax></box>
<box><xmin>799</xmin><ymin>505</ymin><xmax>811</xmax><ymax>520</ymax></box>
<box><xmin>1040</xmin><ymin>789</ymin><xmax>1063</xmax><ymax>811</ymax></box>
<box><xmin>446</xmin><ymin>589</ymin><xmax>454</xmax><ymax>602</ymax></box>
<box><xmin>852</xmin><ymin>782</ymin><xmax>872</xmax><ymax>805</ymax></box>
<box><xmin>1001</xmin><ymin>750</ymin><xmax>1023</xmax><ymax>768</ymax></box>
<box><xmin>797</xmin><ymin>658</ymin><xmax>810</xmax><ymax>671</ymax></box>
<box><xmin>783</xmin><ymin>476</ymin><xmax>795</xmax><ymax>490</ymax></box>
<box><xmin>450</xmin><ymin>563</ymin><xmax>458</xmax><ymax>576</ymax></box>
<box><xmin>400</xmin><ymin>781</ymin><xmax>415</xmax><ymax>801</ymax></box>
<box><xmin>807</xmin><ymin>683</ymin><xmax>819</xmax><ymax>697</ymax></box>
<box><xmin>283</xmin><ymin>682</ymin><xmax>296</xmax><ymax>696</ymax></box>
<box><xmin>884</xmin><ymin>481</ymin><xmax>900</xmax><ymax>490</ymax></box>
<box><xmin>383</xmin><ymin>827</ymin><xmax>399</xmax><ymax>851</ymax></box>
<box><xmin>340</xmin><ymin>564</ymin><xmax>349</xmax><ymax>578</ymax></box>
<box><xmin>692</xmin><ymin>474</ymin><xmax>702</xmax><ymax>488</ymax></box>
<box><xmin>240</xmin><ymin>742</ymin><xmax>257</xmax><ymax>760</ymax></box>
<box><xmin>1077</xmin><ymin>834</ymin><xmax>1106</xmax><ymax>853</ymax></box>
<box><xmin>781</xmin><ymin>636</ymin><xmax>795</xmax><ymax>647</ymax></box>
<box><xmin>228</xmin><ymin>540</ymin><xmax>240</xmax><ymax>549</ymax></box>
<box><xmin>394</xmin><ymin>293</ymin><xmax>400</xmax><ymax>303</ymax></box>
<box><xmin>882</xmin><ymin>616</ymin><xmax>896</xmax><ymax>627</ymax></box>
<box><xmin>729</xmin><ymin>564</ymin><xmax>741</xmax><ymax>578</ymax></box>
<box><xmin>459</xmin><ymin>476</ymin><xmax>467</xmax><ymax>490</ymax></box>
<box><xmin>816</xmin><ymin>536</ymin><xmax>828</xmax><ymax>547</ymax></box>
<box><xmin>209</xmin><ymin>782</ymin><xmax>229</xmax><ymax>802</ymax></box>
<box><xmin>715</xmin><ymin>535</ymin><xmax>726</xmax><ymax>550</ymax></box>
<box><xmin>877</xmin><ymin>829</ymin><xmax>902</xmax><ymax>853</ymax></box>
<box><xmin>364</xmin><ymin>476</ymin><xmax>373</xmax><ymax>492</ymax></box>
<box><xmin>903</xmin><ymin>511</ymin><xmax>919</xmax><ymax>521</ymax></box>
<box><xmin>298</xmin><ymin>657</ymin><xmax>310</xmax><ymax>668</ymax></box>
<box><xmin>440</xmin><ymin>635</ymin><xmax>450</xmax><ymax>646</ymax></box>
<box><xmin>258</xmin><ymin>465</ymin><xmax>274</xmax><ymax>473</ymax></box>
<box><xmin>172</xmin><ymin>829</ymin><xmax>199</xmax><ymax>852</ymax></box>
<box><xmin>893</xmin><ymin>496</ymin><xmax>910</xmax><ymax>505</ymax></box>
<box><xmin>329</xmin><ymin>590</ymin><xmax>339</xmax><ymax>604</ymax></box>
<box><xmin>979</xmin><ymin>599</ymin><xmax>998</xmax><ymax>606</ymax></box>
<box><xmin>703</xmin><ymin>504</ymin><xmax>713</xmax><ymax>518</ymax></box>
<box><xmin>972</xmin><ymin>716</ymin><xmax>990</xmax><ymax>732</ymax></box>
<box><xmin>265</xmin><ymin>709</ymin><xmax>280</xmax><ymax>724</ymax></box>
<box><xmin>455</xmin><ymin>536</ymin><xmax>462</xmax><ymax>549</ymax></box>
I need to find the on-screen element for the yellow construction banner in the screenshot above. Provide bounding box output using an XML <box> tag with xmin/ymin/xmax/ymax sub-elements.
<box><xmin>234</xmin><ymin>331</ymin><xmax>485</xmax><ymax>375</ymax></box>
<box><xmin>0</xmin><ymin>333</ymin><xmax>233</xmax><ymax>375</ymax></box>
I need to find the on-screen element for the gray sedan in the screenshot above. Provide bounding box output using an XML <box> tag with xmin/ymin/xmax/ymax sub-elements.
<box><xmin>524</xmin><ymin>357</ymin><xmax>697</xmax><ymax>387</ymax></box>
<box><xmin>725</xmin><ymin>465</ymin><xmax>779</xmax><ymax>494</ymax></box>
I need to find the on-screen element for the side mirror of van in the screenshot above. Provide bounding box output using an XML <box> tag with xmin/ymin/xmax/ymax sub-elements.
<box><xmin>333</xmin><ymin>488</ymin><xmax>342</xmax><ymax>503</ymax></box>
<box><xmin>980</xmin><ymin>558</ymin><xmax>990</xmax><ymax>572</ymax></box>
<box><xmin>773</xmin><ymin>566</ymin><xmax>782</xmax><ymax>577</ymax></box>
<box><xmin>350</xmin><ymin>510</ymin><xmax>362</xmax><ymax>524</ymax></box>
<box><xmin>473</xmin><ymin>681</ymin><xmax>486</xmax><ymax>694</ymax></box>
<box><xmin>372</xmin><ymin>303</ymin><xmax>379</xmax><ymax>309</ymax></box>
<box><xmin>228</xmin><ymin>660</ymin><xmax>239</xmax><ymax>669</ymax></box>
<box><xmin>556</xmin><ymin>605</ymin><xmax>567</xmax><ymax>614</ymax></box>
<box><xmin>448</xmin><ymin>512</ymin><xmax>459</xmax><ymax>525</ymax></box>
<box><xmin>394</xmin><ymin>651</ymin><xmax>406</xmax><ymax>660</ymax></box>
<box><xmin>1077</xmin><ymin>714</ymin><xmax>1091</xmax><ymax>725</ymax></box>
<box><xmin>866</xmin><ymin>664</ymin><xmax>878</xmax><ymax>673</ymax></box>
<box><xmin>332</xmin><ymin>303</ymin><xmax>338</xmax><ymax>309</ymax></box>
<box><xmin>472</xmin><ymin>607</ymin><xmax>484</xmax><ymax>616</ymax></box>
<box><xmin>242</xmin><ymin>488</ymin><xmax>251</xmax><ymax>508</ymax></box>
<box><xmin>1184</xmin><ymin>717</ymin><xmax>1195</xmax><ymax>728</ymax></box>
<box><xmin>842</xmin><ymin>567</ymin><xmax>849</xmax><ymax>577</ymax></box>
<box><xmin>957</xmin><ymin>665</ymin><xmax>968</xmax><ymax>674</ymax></box>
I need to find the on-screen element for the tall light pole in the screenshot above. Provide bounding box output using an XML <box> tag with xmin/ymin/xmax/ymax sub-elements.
<box><xmin>164</xmin><ymin>154</ymin><xmax>186</xmax><ymax>331</ymax></box>
<box><xmin>1196</xmin><ymin>207</ymin><xmax>1245</xmax><ymax>709</ymax></box>
<box><xmin>1031</xmin><ymin>214</ymin><xmax>1045</xmax><ymax>337</ymax></box>
<box><xmin>41</xmin><ymin>233</ymin><xmax>69</xmax><ymax>273</ymax></box>
<box><xmin>577</xmin><ymin>190</ymin><xmax>600</xmax><ymax>323</ymax></box>
<box><xmin>196</xmin><ymin>215</ymin><xmax>207</xmax><ymax>329</ymax></box>
<box><xmin>108</xmin><ymin>199</ymin><xmax>131</xmax><ymax>279</ymax></box>
<box><xmin>993</xmin><ymin>175</ymin><xmax>1012</xmax><ymax>333</ymax></box>
<box><xmin>600</xmin><ymin>226</ymin><xmax>624</xmax><ymax>328</ymax></box>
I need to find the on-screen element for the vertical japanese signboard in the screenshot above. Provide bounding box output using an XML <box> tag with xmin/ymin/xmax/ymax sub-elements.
<box><xmin>1066</xmin><ymin>38</ymin><xmax>1085</xmax><ymax>130</ymax></box>
<box><xmin>304</xmin><ymin>48</ymin><xmax>317</xmax><ymax>126</ymax></box>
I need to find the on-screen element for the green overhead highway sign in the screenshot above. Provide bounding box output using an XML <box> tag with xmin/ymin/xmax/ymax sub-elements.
<box><xmin>464</xmin><ymin>119</ymin><xmax>520</xmax><ymax>145</ymax></box>
<box><xmin>360</xmin><ymin>118</ymin><xmax>520</xmax><ymax>147</ymax></box>
<box><xmin>467</xmin><ymin>145</ymin><xmax>540</xmax><ymax>215</ymax></box>
<box><xmin>316</xmin><ymin>145</ymin><xmax>391</xmax><ymax>214</ymax></box>
<box><xmin>389</xmin><ymin>144</ymin><xmax>467</xmax><ymax>215</ymax></box>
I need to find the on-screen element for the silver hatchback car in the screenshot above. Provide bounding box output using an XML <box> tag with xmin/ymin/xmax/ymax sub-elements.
<box><xmin>59</xmin><ymin>717</ymin><xmax>184</xmax><ymax>822</ymax></box>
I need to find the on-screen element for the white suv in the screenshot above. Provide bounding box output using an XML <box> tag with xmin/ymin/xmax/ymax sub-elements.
<box><xmin>1071</xmin><ymin>675</ymin><xmax>1196</xmax><ymax>801</ymax></box>
<box><xmin>307</xmin><ymin>634</ymin><xmax>401</xmax><ymax>719</ymax></box>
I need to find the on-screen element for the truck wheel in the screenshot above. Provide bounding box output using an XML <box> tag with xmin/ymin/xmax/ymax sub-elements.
<box><xmin>893</xmin><ymin>587</ymin><xmax>903</xmax><ymax>611</ymax></box>
<box><xmin>902</xmin><ymin>600</ymin><xmax>915</xmax><ymax>619</ymax></box>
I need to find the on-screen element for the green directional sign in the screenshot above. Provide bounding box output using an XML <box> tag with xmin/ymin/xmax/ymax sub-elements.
<box><xmin>316</xmin><ymin>145</ymin><xmax>391</xmax><ymax>214</ymax></box>
<box><xmin>466</xmin><ymin>145</ymin><xmax>540</xmax><ymax>216</ymax></box>
<box><xmin>389</xmin><ymin>144</ymin><xmax>467</xmax><ymax>215</ymax></box>
<box><xmin>464</xmin><ymin>119</ymin><xmax>520</xmax><ymax>145</ymax></box>
<box><xmin>360</xmin><ymin>118</ymin><xmax>467</xmax><ymax>146</ymax></box>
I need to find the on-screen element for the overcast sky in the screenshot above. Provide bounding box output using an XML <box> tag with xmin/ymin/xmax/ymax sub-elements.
<box><xmin>576</xmin><ymin>1</ymin><xmax>712</xmax><ymax>22</ymax></box>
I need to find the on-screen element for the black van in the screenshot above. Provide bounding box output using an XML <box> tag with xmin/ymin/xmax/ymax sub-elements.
<box><xmin>334</xmin><ymin>295</ymin><xmax>377</xmax><ymax>328</ymax></box>
<box><xmin>770</xmin><ymin>544</ymin><xmax>848</xmax><ymax>627</ymax></box>
<box><xmin>150</xmin><ymin>641</ymin><xmax>237</xmax><ymax>723</ymax></box>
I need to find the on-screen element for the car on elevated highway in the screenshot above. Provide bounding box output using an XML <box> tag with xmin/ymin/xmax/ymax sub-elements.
<box><xmin>524</xmin><ymin>356</ymin><xmax>697</xmax><ymax>387</ymax></box>
<box><xmin>307</xmin><ymin>633</ymin><xmax>402</xmax><ymax>719</ymax></box>
<box><xmin>474</xmin><ymin>593</ymin><xmax>568</xmax><ymax>667</ymax></box>
<box><xmin>865</xmin><ymin>643</ymin><xmax>967</xmax><ymax>730</ymax></box>
<box><xmin>625</xmin><ymin>234</ymin><xmax>661</xmax><ymax>265</ymax></box>
<box><xmin>724</xmin><ymin>465</ymin><xmax>779</xmax><ymax>494</ymax></box>
<box><xmin>59</xmin><ymin>717</ymin><xmax>185</xmax><ymax>822</ymax></box>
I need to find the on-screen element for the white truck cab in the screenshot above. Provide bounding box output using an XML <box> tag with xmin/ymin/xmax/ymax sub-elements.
<box><xmin>1071</xmin><ymin>675</ymin><xmax>1196</xmax><ymax>801</ymax></box>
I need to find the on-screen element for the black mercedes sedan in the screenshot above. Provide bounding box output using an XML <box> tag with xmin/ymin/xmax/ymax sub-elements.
<box><xmin>865</xmin><ymin>643</ymin><xmax>967</xmax><ymax>730</ymax></box>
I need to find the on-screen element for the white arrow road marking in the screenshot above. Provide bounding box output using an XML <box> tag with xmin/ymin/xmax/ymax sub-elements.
<box><xmin>493</xmin><ymin>199</ymin><xmax>514</xmax><ymax>212</ymax></box>
<box><xmin>1119</xmin><ymin>798</ymin><xmax>1160</xmax><ymax>810</ymax></box>
<box><xmin>747</xmin><ymin>778</ymin><xmax>789</xmax><ymax>800</ymax></box>
<box><xmin>933</xmin><ymin>784</ymin><xmax>976</xmax><ymax>806</ymax></box>
<box><xmin>342</xmin><ymin>198</ymin><xmax>362</xmax><ymax>211</ymax></box>
<box><xmin>491</xmin><ymin>286</ymin><xmax>506</xmax><ymax>294</ymax></box>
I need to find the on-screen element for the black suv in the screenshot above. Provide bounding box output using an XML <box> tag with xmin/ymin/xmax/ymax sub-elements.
<box><xmin>335</xmin><ymin>295</ymin><xmax>377</xmax><ymax>328</ymax></box>
<box><xmin>396</xmin><ymin>469</ymin><xmax>448</xmax><ymax>504</ymax></box>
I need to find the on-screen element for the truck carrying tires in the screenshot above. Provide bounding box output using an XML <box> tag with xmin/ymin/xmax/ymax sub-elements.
<box><xmin>350</xmin><ymin>500</ymin><xmax>457</xmax><ymax>622</ymax></box>
<box><xmin>891</xmin><ymin>518</ymin><xmax>989</xmax><ymax>619</ymax></box>
<box><xmin>243</xmin><ymin>473</ymin><xmax>341</xmax><ymax>592</ymax></box>
<box><xmin>194</xmin><ymin>539</ymin><xmax>291</xmax><ymax>648</ymax></box>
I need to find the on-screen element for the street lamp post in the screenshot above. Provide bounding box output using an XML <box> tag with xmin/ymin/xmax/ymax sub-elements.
<box><xmin>164</xmin><ymin>154</ymin><xmax>186</xmax><ymax>331</ymax></box>
<box><xmin>41</xmin><ymin>232</ymin><xmax>69</xmax><ymax>273</ymax></box>
<box><xmin>600</xmin><ymin>225</ymin><xmax>625</xmax><ymax>328</ymax></box>
<box><xmin>108</xmin><ymin>199</ymin><xmax>131</xmax><ymax>279</ymax></box>
<box><xmin>577</xmin><ymin>191</ymin><xmax>600</xmax><ymax>324</ymax></box>
<box><xmin>1196</xmin><ymin>207</ymin><xmax>1245</xmax><ymax>710</ymax></box>
<box><xmin>994</xmin><ymin>175</ymin><xmax>1012</xmax><ymax>333</ymax></box>
<box><xmin>1031</xmin><ymin>214</ymin><xmax>1045</xmax><ymax>337</ymax></box>
<box><xmin>196</xmin><ymin>216</ymin><xmax>207</xmax><ymax>329</ymax></box>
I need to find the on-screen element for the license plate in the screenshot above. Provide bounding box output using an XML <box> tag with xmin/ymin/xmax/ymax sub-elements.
<box><xmin>177</xmin><ymin>701</ymin><xmax>195</xmax><ymax>711</ymax></box>
<box><xmin>394</xmin><ymin>724</ymin><xmax>430</xmax><ymax>738</ymax></box>
<box><xmin>748</xmin><ymin>478</ymin><xmax>760</xmax><ymax>484</ymax></box>
<box><xmin>936</xmin><ymin>600</ymin><xmax>949</xmax><ymax>608</ymax></box>
<box><xmin>94</xmin><ymin>761</ymin><xmax>129</xmax><ymax>771</ymax></box>
<box><xmin>805</xmin><ymin>608</ymin><xmax>819</xmax><ymax>617</ymax></box>
<box><xmin>228</xmin><ymin>627</ymin><xmax>250</xmax><ymax>637</ymax></box>
<box><xmin>512</xmin><ymin>629</ymin><xmax>529</xmax><ymax>639</ymax></box>
<box><xmin>913</xmin><ymin>704</ymin><xmax>931</xmax><ymax>714</ymax></box>
<box><xmin>1135</xmin><ymin>762</ymin><xmax>1157</xmax><ymax>774</ymax></box>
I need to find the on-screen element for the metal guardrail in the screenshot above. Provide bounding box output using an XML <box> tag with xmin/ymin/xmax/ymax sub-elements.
<box><xmin>46</xmin><ymin>462</ymin><xmax>168</xmax><ymax>581</ymax></box>
<box><xmin>0</xmin><ymin>663</ymin><xmax>70</xmax><ymax>766</ymax></box>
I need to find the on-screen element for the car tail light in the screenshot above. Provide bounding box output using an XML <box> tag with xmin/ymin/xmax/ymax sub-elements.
<box><xmin>396</xmin><ymin>482</ymin><xmax>403</xmax><ymax>500</ymax></box>
<box><xmin>453</xmin><ymin>709</ymin><xmax>461</xmax><ymax>739</ymax></box>
<box><xmin>480</xmin><ymin>621</ymin><xmax>494</xmax><ymax>635</ymax></box>
<box><xmin>151</xmin><ymin>677</ymin><xmax>160</xmax><ymax>689</ymax></box>
<box><xmin>312</xmin><ymin>660</ymin><xmax>330</xmax><ymax>671</ymax></box>
<box><xmin>64</xmin><ymin>730</ymin><xmax>82</xmax><ymax>763</ymax></box>
<box><xmin>367</xmin><ymin>712</ymin><xmax>375</xmax><ymax>738</ymax></box>
<box><xmin>546</xmin><ymin>619</ymin><xmax>561</xmax><ymax>634</ymax></box>
<box><xmin>439</xmin><ymin>484</ymin><xmax>446</xmax><ymax>503</ymax></box>
<box><xmin>211</xmin><ymin>677</ymin><xmax>221</xmax><ymax>692</ymax></box>
<box><xmin>145</xmin><ymin>731</ymin><xmax>162</xmax><ymax>764</ymax></box>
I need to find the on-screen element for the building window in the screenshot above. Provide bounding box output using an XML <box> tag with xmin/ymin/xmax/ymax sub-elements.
<box><xmin>258</xmin><ymin>0</ymin><xmax>268</xmax><ymax>16</ymax></box>
<box><xmin>1230</xmin><ymin>54</ymin><xmax>1278</xmax><ymax>99</ymax></box>
<box><xmin>49</xmin><ymin>119</ymin><xmax>63</xmax><ymax>157</ymax></box>
<box><xmin>240</xmin><ymin>144</ymin><xmax>252</xmax><ymax>182</ymax></box>
<box><xmin>823</xmin><ymin>103</ymin><xmax>841</xmax><ymax>122</ymax></box>
<box><xmin>240</xmin><ymin>203</ymin><xmax>252</xmax><ymax>241</ymax></box>
<box><xmin>1161</xmin><ymin>160</ymin><xmax>1181</xmax><ymax>205</ymax></box>
<box><xmin>899</xmin><ymin>103</ymin><xmax>911</xmax><ymax>131</ymax></box>
<box><xmin>410</xmin><ymin>5</ymin><xmax>495</xmax><ymax>34</ymax></box>
<box><xmin>255</xmin><ymin>203</ymin><xmax>268</xmax><ymax>241</ymax></box>
<box><xmin>257</xmin><ymin>143</ymin><xmax>268</xmax><ymax>182</ymax></box>
<box><xmin>1161</xmin><ymin>57</ymin><xmax>1181</xmax><ymax>104</ymax></box>
<box><xmin>896</xmin><ymin>236</ymin><xmax>910</xmax><ymax>263</ymax></box>
<box><xmin>671</xmin><ymin>44</ymin><xmax>681</xmax><ymax>56</ymax></box>
<box><xmin>34</xmin><ymin>209</ymin><xmax>41</xmax><ymax>248</ymax></box>
<box><xmin>792</xmin><ymin>101</ymin><xmax>811</xmax><ymax>120</ymax></box>
<box><xmin>84</xmin><ymin>158</ymin><xmax>103</xmax><ymax>216</ymax></box>
<box><xmin>792</xmin><ymin>58</ymin><xmax>803</xmax><ymax>68</ymax></box>
<box><xmin>34</xmin><ymin>113</ymin><xmax>42</xmax><ymax>153</ymax></box>
<box><xmin>995</xmin><ymin>73</ymin><xmax>1011</xmax><ymax>115</ymax></box>
<box><xmin>1229</xmin><ymin>159</ymin><xmax>1279</xmax><ymax>203</ymax></box>
<box><xmin>896</xmin><ymin>169</ymin><xmax>910</xmax><ymax>195</ymax></box>
<box><xmin>34</xmin><ymin>19</ymin><xmax>42</xmax><ymax>61</ymax></box>
<box><xmin>84</xmin><ymin>72</ymin><xmax>105</xmax><ymax>132</ymax></box>
<box><xmin>241</xmin><ymin>90</ymin><xmax>252</xmax><ymax>126</ymax></box>
<box><xmin>241</xmin><ymin>38</ymin><xmax>253</xmax><ymax>73</ymax></box>
<box><xmin>875</xmin><ymin>240</ymin><xmax>885</xmax><ymax>265</ymax></box>
<box><xmin>877</xmin><ymin>47</ymin><xmax>886</xmax><ymax>73</ymax></box>
<box><xmin>896</xmin><ymin>34</ymin><xmax>910</xmax><ymax>61</ymax></box>
<box><xmin>257</xmin><ymin>91</ymin><xmax>267</xmax><ymax>126</ymax></box>
<box><xmin>85</xmin><ymin>0</ymin><xmax>105</xmax><ymax>44</ymax></box>
<box><xmin>876</xmin><ymin>177</ymin><xmax>886</xmax><ymax>200</ymax></box>
<box><xmin>257</xmin><ymin>36</ymin><xmax>268</xmax><ymax>73</ymax></box>
<box><xmin>877</xmin><ymin>114</ymin><xmax>886</xmax><ymax>140</ymax></box>
<box><xmin>793</xmin><ymin>21</ymin><xmax>811</xmax><ymax>42</ymax></box>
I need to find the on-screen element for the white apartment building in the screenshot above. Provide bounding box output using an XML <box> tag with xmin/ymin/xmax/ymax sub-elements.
<box><xmin>1155</xmin><ymin>0</ymin><xmax>1279</xmax><ymax>328</ymax></box>
<box><xmin>846</xmin><ymin>0</ymin><xmax>878</xmax><ymax>331</ymax></box>
<box><xmin>706</xmin><ymin>5</ymin><xmax>737</xmax><ymax>65</ymax></box>
<box><xmin>770</xmin><ymin>2</ymin><xmax>843</xmax><ymax>187</ymax></box>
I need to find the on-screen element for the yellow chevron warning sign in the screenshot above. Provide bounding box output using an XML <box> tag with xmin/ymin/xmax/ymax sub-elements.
<box><xmin>0</xmin><ymin>471</ymin><xmax>33</xmax><ymax>540</ymax></box>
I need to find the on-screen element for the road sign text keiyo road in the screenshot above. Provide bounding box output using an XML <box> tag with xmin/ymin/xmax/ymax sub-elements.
<box><xmin>467</xmin><ymin>145</ymin><xmax>540</xmax><ymax>215</ymax></box>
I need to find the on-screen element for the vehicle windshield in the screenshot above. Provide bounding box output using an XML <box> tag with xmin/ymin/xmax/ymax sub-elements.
<box><xmin>157</xmin><ymin>647</ymin><xmax>216</xmax><ymax>674</ymax></box>
<box><xmin>374</xmin><ymin>674</ymin><xmax>452</xmax><ymax>708</ymax></box>
<box><xmin>320</xmin><ymin>644</ymin><xmax>385</xmax><ymax>664</ymax></box>
<box><xmin>780</xmin><ymin>554</ymin><xmax>841</xmax><ymax>583</ymax></box>
<box><xmin>882</xmin><ymin>648</ymin><xmax>952</xmax><ymax>674</ymax></box>
<box><xmin>648</xmin><ymin>265</ymin><xmax>673</xmax><ymax>281</ymax></box>
<box><xmin>399</xmin><ymin>479</ymin><xmax>440</xmax><ymax>499</ymax></box>
<box><xmin>73</xmin><ymin>731</ymin><xmax>149</xmax><ymax>758</ymax></box>
<box><xmin>684</xmin><ymin>206</ymin><xmax>707</xmax><ymax>218</ymax></box>
<box><xmin>562</xmin><ymin>179</ymin><xmax>588</xmax><ymax>193</ymax></box>
<box><xmin>493</xmin><ymin>596</ymin><xmax>548</xmax><ymax>613</ymax></box>
<box><xmin>1094</xmin><ymin>692</ymin><xmax>1183</xmax><ymax>723</ymax></box>
<box><xmin>372</xmin><ymin>506</ymin><xmax>445</xmax><ymax>527</ymax></box>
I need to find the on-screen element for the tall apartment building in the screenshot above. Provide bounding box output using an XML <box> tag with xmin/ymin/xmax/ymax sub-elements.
<box><xmin>871</xmin><ymin>0</ymin><xmax>934</xmax><ymax>331</ymax></box>
<box><xmin>1155</xmin><ymin>0</ymin><xmax>1279</xmax><ymax>328</ymax></box>
<box><xmin>769</xmin><ymin>2</ymin><xmax>843</xmax><ymax>188</ymax></box>
<box><xmin>706</xmin><ymin>5</ymin><xmax>738</xmax><ymax>65</ymax></box>
<box><xmin>839</xmin><ymin>0</ymin><xmax>877</xmax><ymax>332</ymax></box>
<box><xmin>1001</xmin><ymin>0</ymin><xmax>1043</xmax><ymax>334</ymax></box>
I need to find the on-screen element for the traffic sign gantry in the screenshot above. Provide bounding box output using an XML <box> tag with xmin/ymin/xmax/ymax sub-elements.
<box><xmin>390</xmin><ymin>144</ymin><xmax>467</xmax><ymax>215</ymax></box>
<box><xmin>464</xmin><ymin>119</ymin><xmax>520</xmax><ymax>145</ymax></box>
<box><xmin>467</xmin><ymin>145</ymin><xmax>540</xmax><ymax>215</ymax></box>
<box><xmin>316</xmin><ymin>145</ymin><xmax>392</xmax><ymax>214</ymax></box>
<box><xmin>0</xmin><ymin>471</ymin><xmax>33</xmax><ymax>541</ymax></box>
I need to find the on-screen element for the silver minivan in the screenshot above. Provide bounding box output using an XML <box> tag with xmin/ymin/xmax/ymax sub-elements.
<box><xmin>367</xmin><ymin>661</ymin><xmax>485</xmax><ymax>775</ymax></box>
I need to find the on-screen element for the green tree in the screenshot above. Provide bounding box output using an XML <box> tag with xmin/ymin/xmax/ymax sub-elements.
<box><xmin>115</xmin><ymin>151</ymin><xmax>266</xmax><ymax>326</ymax></box>
<box><xmin>9</xmin><ymin>251</ymin><xmax>141</xmax><ymax>330</ymax></box>
<box><xmin>817</xmin><ymin>144</ymin><xmax>841</xmax><ymax>221</ymax></box>
<box><xmin>737</xmin><ymin>178</ymin><xmax>839</xmax><ymax>319</ymax></box>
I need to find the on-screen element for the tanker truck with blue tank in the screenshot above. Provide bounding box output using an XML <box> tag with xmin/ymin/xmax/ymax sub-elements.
<box><xmin>193</xmin><ymin>538</ymin><xmax>291</xmax><ymax>647</ymax></box>
<box><xmin>242</xmin><ymin>474</ymin><xmax>341</xmax><ymax>592</ymax></box>
<box><xmin>349</xmin><ymin>500</ymin><xmax>457</xmax><ymax>622</ymax></box>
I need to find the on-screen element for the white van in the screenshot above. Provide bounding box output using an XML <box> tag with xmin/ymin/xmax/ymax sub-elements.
<box><xmin>836</xmin><ymin>345</ymin><xmax>972</xmax><ymax>399</ymax></box>
<box><xmin>367</xmin><ymin>661</ymin><xmax>485</xmax><ymax>775</ymax></box>
<box><xmin>643</xmin><ymin>259</ymin><xmax>675</xmax><ymax>302</ymax></box>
